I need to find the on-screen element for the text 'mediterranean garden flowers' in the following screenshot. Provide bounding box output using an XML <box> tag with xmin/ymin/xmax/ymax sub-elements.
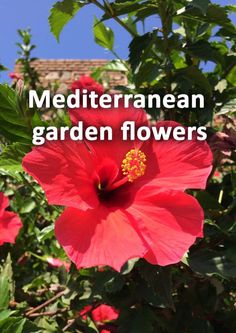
<box><xmin>23</xmin><ymin>86</ymin><xmax>213</xmax><ymax>271</ymax></box>
<box><xmin>0</xmin><ymin>192</ymin><xmax>22</xmax><ymax>246</ymax></box>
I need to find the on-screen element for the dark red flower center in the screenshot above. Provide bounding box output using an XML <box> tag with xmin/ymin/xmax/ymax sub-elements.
<box><xmin>94</xmin><ymin>149</ymin><xmax>147</xmax><ymax>206</ymax></box>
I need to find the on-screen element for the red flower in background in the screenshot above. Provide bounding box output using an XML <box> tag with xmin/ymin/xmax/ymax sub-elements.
<box><xmin>9</xmin><ymin>72</ymin><xmax>23</xmax><ymax>81</ymax></box>
<box><xmin>0</xmin><ymin>193</ymin><xmax>22</xmax><ymax>246</ymax></box>
<box><xmin>23</xmin><ymin>104</ymin><xmax>212</xmax><ymax>271</ymax></box>
<box><xmin>71</xmin><ymin>75</ymin><xmax>104</xmax><ymax>94</ymax></box>
<box><xmin>80</xmin><ymin>304</ymin><xmax>119</xmax><ymax>333</ymax></box>
<box><xmin>92</xmin><ymin>304</ymin><xmax>119</xmax><ymax>323</ymax></box>
<box><xmin>70</xmin><ymin>75</ymin><xmax>104</xmax><ymax>116</ymax></box>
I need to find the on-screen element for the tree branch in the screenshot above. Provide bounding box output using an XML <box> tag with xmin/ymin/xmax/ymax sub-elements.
<box><xmin>27</xmin><ymin>308</ymin><xmax>68</xmax><ymax>318</ymax></box>
<box><xmin>25</xmin><ymin>289</ymin><xmax>66</xmax><ymax>317</ymax></box>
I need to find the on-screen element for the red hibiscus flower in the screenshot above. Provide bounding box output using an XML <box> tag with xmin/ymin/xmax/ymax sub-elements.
<box><xmin>46</xmin><ymin>257</ymin><xmax>71</xmax><ymax>272</ymax></box>
<box><xmin>71</xmin><ymin>75</ymin><xmax>104</xmax><ymax>95</ymax></box>
<box><xmin>23</xmin><ymin>107</ymin><xmax>212</xmax><ymax>271</ymax></box>
<box><xmin>0</xmin><ymin>193</ymin><xmax>22</xmax><ymax>246</ymax></box>
<box><xmin>80</xmin><ymin>304</ymin><xmax>119</xmax><ymax>333</ymax></box>
<box><xmin>9</xmin><ymin>72</ymin><xmax>23</xmax><ymax>81</ymax></box>
<box><xmin>92</xmin><ymin>304</ymin><xmax>119</xmax><ymax>323</ymax></box>
<box><xmin>70</xmin><ymin>75</ymin><xmax>104</xmax><ymax>114</ymax></box>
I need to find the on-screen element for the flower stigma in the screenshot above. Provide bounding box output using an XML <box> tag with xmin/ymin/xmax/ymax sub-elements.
<box><xmin>122</xmin><ymin>149</ymin><xmax>147</xmax><ymax>182</ymax></box>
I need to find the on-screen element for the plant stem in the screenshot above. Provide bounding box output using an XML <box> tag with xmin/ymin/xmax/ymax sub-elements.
<box><xmin>19</xmin><ymin>172</ymin><xmax>45</xmax><ymax>203</ymax></box>
<box><xmin>111</xmin><ymin>49</ymin><xmax>130</xmax><ymax>71</ymax></box>
<box><xmin>25</xmin><ymin>289</ymin><xmax>66</xmax><ymax>316</ymax></box>
<box><xmin>89</xmin><ymin>0</ymin><xmax>138</xmax><ymax>37</ymax></box>
<box><xmin>27</xmin><ymin>308</ymin><xmax>68</xmax><ymax>318</ymax></box>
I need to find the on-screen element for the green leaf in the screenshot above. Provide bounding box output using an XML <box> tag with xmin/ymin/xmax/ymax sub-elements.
<box><xmin>0</xmin><ymin>310</ymin><xmax>11</xmax><ymax>322</ymax></box>
<box><xmin>189</xmin><ymin>318</ymin><xmax>215</xmax><ymax>333</ymax></box>
<box><xmin>0</xmin><ymin>276</ymin><xmax>10</xmax><ymax>311</ymax></box>
<box><xmin>225</xmin><ymin>5</ymin><xmax>236</xmax><ymax>13</ymax></box>
<box><xmin>0</xmin><ymin>143</ymin><xmax>31</xmax><ymax>180</ymax></box>
<box><xmin>189</xmin><ymin>0</ymin><xmax>210</xmax><ymax>15</ymax></box>
<box><xmin>177</xmin><ymin>4</ymin><xmax>232</xmax><ymax>29</ymax></box>
<box><xmin>19</xmin><ymin>199</ymin><xmax>36</xmax><ymax>214</ymax></box>
<box><xmin>102</xmin><ymin>59</ymin><xmax>128</xmax><ymax>72</ymax></box>
<box><xmin>36</xmin><ymin>317</ymin><xmax>58</xmax><ymax>332</ymax></box>
<box><xmin>176</xmin><ymin>66</ymin><xmax>212</xmax><ymax>97</ymax></box>
<box><xmin>188</xmin><ymin>248</ymin><xmax>236</xmax><ymax>278</ymax></box>
<box><xmin>206</xmin><ymin>5</ymin><xmax>231</xmax><ymax>26</ymax></box>
<box><xmin>0</xmin><ymin>64</ymin><xmax>7</xmax><ymax>71</ymax></box>
<box><xmin>227</xmin><ymin>65</ymin><xmax>236</xmax><ymax>86</ymax></box>
<box><xmin>0</xmin><ymin>86</ymin><xmax>25</xmax><ymax>126</ymax></box>
<box><xmin>121</xmin><ymin>16</ymin><xmax>137</xmax><ymax>36</ymax></box>
<box><xmin>185</xmin><ymin>40</ymin><xmax>224</xmax><ymax>64</ymax></box>
<box><xmin>135</xmin><ymin>60</ymin><xmax>163</xmax><ymax>87</ymax></box>
<box><xmin>102</xmin><ymin>0</ymin><xmax>144</xmax><ymax>20</ymax></box>
<box><xmin>118</xmin><ymin>307</ymin><xmax>156</xmax><ymax>333</ymax></box>
<box><xmin>135</xmin><ymin>6</ymin><xmax>158</xmax><ymax>22</ymax></box>
<box><xmin>0</xmin><ymin>317</ymin><xmax>26</xmax><ymax>333</ymax></box>
<box><xmin>93</xmin><ymin>270</ymin><xmax>124</xmax><ymax>295</ymax></box>
<box><xmin>0</xmin><ymin>85</ymin><xmax>32</xmax><ymax>143</ymax></box>
<box><xmin>38</xmin><ymin>225</ymin><xmax>55</xmax><ymax>242</ymax></box>
<box><xmin>49</xmin><ymin>0</ymin><xmax>85</xmax><ymax>41</ymax></box>
<box><xmin>93</xmin><ymin>17</ymin><xmax>114</xmax><ymax>51</ymax></box>
<box><xmin>0</xmin><ymin>316</ymin><xmax>40</xmax><ymax>333</ymax></box>
<box><xmin>215</xmin><ymin>79</ymin><xmax>228</xmax><ymax>93</ymax></box>
<box><xmin>129</xmin><ymin>32</ymin><xmax>153</xmax><ymax>73</ymax></box>
<box><xmin>0</xmin><ymin>255</ymin><xmax>13</xmax><ymax>310</ymax></box>
<box><xmin>138</xmin><ymin>262</ymin><xmax>175</xmax><ymax>310</ymax></box>
<box><xmin>92</xmin><ymin>59</ymin><xmax>128</xmax><ymax>82</ymax></box>
<box><xmin>22</xmin><ymin>319</ymin><xmax>42</xmax><ymax>333</ymax></box>
<box><xmin>121</xmin><ymin>258</ymin><xmax>139</xmax><ymax>275</ymax></box>
<box><xmin>196</xmin><ymin>190</ymin><xmax>223</xmax><ymax>210</ymax></box>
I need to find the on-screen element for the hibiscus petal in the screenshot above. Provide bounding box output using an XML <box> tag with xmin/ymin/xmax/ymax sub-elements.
<box><xmin>55</xmin><ymin>206</ymin><xmax>147</xmax><ymax>271</ymax></box>
<box><xmin>0</xmin><ymin>211</ymin><xmax>22</xmax><ymax>246</ymax></box>
<box><xmin>69</xmin><ymin>102</ymin><xmax>148</xmax><ymax>132</ymax></box>
<box><xmin>92</xmin><ymin>304</ymin><xmax>119</xmax><ymax>323</ymax></box>
<box><xmin>23</xmin><ymin>140</ymin><xmax>99</xmax><ymax>210</ymax></box>
<box><xmin>127</xmin><ymin>187</ymin><xmax>204</xmax><ymax>266</ymax></box>
<box><xmin>69</xmin><ymin>104</ymin><xmax>149</xmax><ymax>175</ymax></box>
<box><xmin>0</xmin><ymin>193</ymin><xmax>9</xmax><ymax>214</ymax></box>
<box><xmin>151</xmin><ymin>121</ymin><xmax>212</xmax><ymax>190</ymax></box>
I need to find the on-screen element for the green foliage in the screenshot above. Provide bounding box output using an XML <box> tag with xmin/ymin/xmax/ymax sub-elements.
<box><xmin>138</xmin><ymin>262</ymin><xmax>175</xmax><ymax>310</ymax></box>
<box><xmin>0</xmin><ymin>85</ymin><xmax>32</xmax><ymax>143</ymax></box>
<box><xmin>0</xmin><ymin>0</ymin><xmax>235</xmax><ymax>332</ymax></box>
<box><xmin>0</xmin><ymin>316</ymin><xmax>41</xmax><ymax>333</ymax></box>
<box><xmin>93</xmin><ymin>17</ymin><xmax>114</xmax><ymax>51</ymax></box>
<box><xmin>49</xmin><ymin>0</ymin><xmax>86</xmax><ymax>41</ymax></box>
<box><xmin>0</xmin><ymin>64</ymin><xmax>7</xmax><ymax>72</ymax></box>
<box><xmin>190</xmin><ymin>0</ymin><xmax>211</xmax><ymax>15</ymax></box>
<box><xmin>188</xmin><ymin>248</ymin><xmax>236</xmax><ymax>278</ymax></box>
<box><xmin>0</xmin><ymin>255</ymin><xmax>13</xmax><ymax>310</ymax></box>
<box><xmin>16</xmin><ymin>29</ymin><xmax>40</xmax><ymax>90</ymax></box>
<box><xmin>0</xmin><ymin>143</ymin><xmax>31</xmax><ymax>180</ymax></box>
<box><xmin>118</xmin><ymin>307</ymin><xmax>156</xmax><ymax>333</ymax></box>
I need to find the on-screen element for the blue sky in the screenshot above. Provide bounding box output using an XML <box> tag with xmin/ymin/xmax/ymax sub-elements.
<box><xmin>0</xmin><ymin>0</ymin><xmax>235</xmax><ymax>82</ymax></box>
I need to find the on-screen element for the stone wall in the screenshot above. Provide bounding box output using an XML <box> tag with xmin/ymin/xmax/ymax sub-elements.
<box><xmin>14</xmin><ymin>59</ymin><xmax>128</xmax><ymax>92</ymax></box>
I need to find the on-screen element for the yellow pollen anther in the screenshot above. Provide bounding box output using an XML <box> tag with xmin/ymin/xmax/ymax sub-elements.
<box><xmin>121</xmin><ymin>149</ymin><xmax>147</xmax><ymax>182</ymax></box>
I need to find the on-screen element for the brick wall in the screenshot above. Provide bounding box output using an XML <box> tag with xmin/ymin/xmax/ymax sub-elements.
<box><xmin>14</xmin><ymin>59</ymin><xmax>128</xmax><ymax>92</ymax></box>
